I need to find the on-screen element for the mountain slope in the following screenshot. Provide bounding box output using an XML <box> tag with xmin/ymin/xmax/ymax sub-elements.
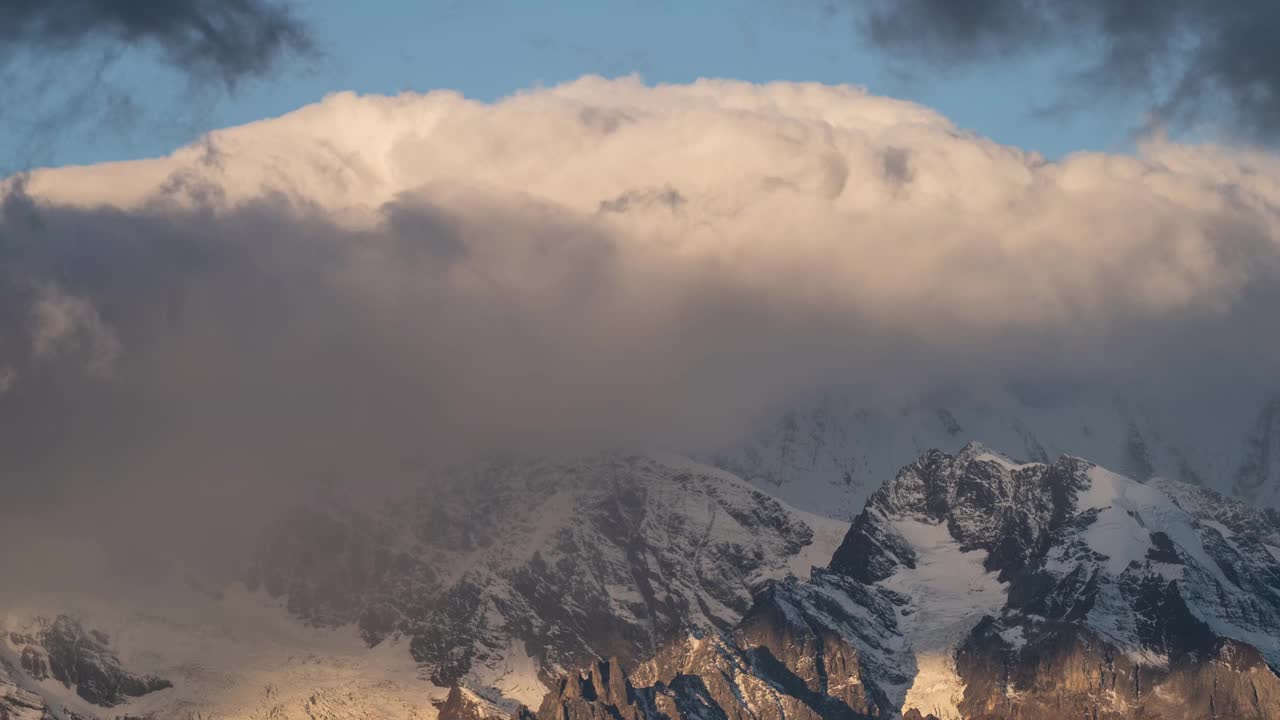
<box><xmin>0</xmin><ymin>453</ymin><xmax>844</xmax><ymax>719</ymax></box>
<box><xmin>246</xmin><ymin>453</ymin><xmax>842</xmax><ymax>709</ymax></box>
<box><xmin>5</xmin><ymin>444</ymin><xmax>1278</xmax><ymax>719</ymax></box>
<box><xmin>0</xmin><ymin>616</ymin><xmax>171</xmax><ymax>720</ymax></box>
<box><xmin>538</xmin><ymin>443</ymin><xmax>1280</xmax><ymax>719</ymax></box>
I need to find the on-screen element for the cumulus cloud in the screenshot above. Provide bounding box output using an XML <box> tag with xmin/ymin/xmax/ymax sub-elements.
<box><xmin>3</xmin><ymin>76</ymin><xmax>1280</xmax><ymax>583</ymax></box>
<box><xmin>846</xmin><ymin>0</ymin><xmax>1280</xmax><ymax>141</ymax></box>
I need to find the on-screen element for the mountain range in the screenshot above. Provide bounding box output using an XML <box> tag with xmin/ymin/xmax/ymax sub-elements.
<box><xmin>4</xmin><ymin>434</ymin><xmax>1280</xmax><ymax>719</ymax></box>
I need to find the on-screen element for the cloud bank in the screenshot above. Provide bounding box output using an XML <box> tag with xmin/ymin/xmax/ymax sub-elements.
<box><xmin>3</xmin><ymin>76</ymin><xmax>1280</xmax><ymax>581</ymax></box>
<box><xmin>849</xmin><ymin>0</ymin><xmax>1280</xmax><ymax>141</ymax></box>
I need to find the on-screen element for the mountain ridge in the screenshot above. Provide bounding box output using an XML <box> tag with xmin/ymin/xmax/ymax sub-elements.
<box><xmin>532</xmin><ymin>442</ymin><xmax>1280</xmax><ymax>720</ymax></box>
<box><xmin>5</xmin><ymin>443</ymin><xmax>1280</xmax><ymax>719</ymax></box>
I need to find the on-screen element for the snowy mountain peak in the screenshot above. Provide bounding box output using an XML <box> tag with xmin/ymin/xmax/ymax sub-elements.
<box><xmin>245</xmin><ymin>452</ymin><xmax>845</xmax><ymax>708</ymax></box>
<box><xmin>531</xmin><ymin>444</ymin><xmax>1280</xmax><ymax>719</ymax></box>
<box><xmin>829</xmin><ymin>442</ymin><xmax>1091</xmax><ymax>586</ymax></box>
<box><xmin>0</xmin><ymin>615</ymin><xmax>172</xmax><ymax>720</ymax></box>
<box><xmin>3</xmin><ymin>445</ymin><xmax>1278</xmax><ymax>719</ymax></box>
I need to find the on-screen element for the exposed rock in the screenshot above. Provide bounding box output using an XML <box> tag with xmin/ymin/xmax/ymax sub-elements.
<box><xmin>0</xmin><ymin>664</ymin><xmax>51</xmax><ymax>720</ymax></box>
<box><xmin>529</xmin><ymin>648</ymin><xmax>878</xmax><ymax>720</ymax></box>
<box><xmin>3</xmin><ymin>616</ymin><xmax>170</xmax><ymax>709</ymax></box>
<box><xmin>5</xmin><ymin>444</ymin><xmax>1278</xmax><ymax>719</ymax></box>
<box><xmin>437</xmin><ymin>685</ymin><xmax>507</xmax><ymax>720</ymax></box>
<box><xmin>528</xmin><ymin>444</ymin><xmax>1280</xmax><ymax>720</ymax></box>
<box><xmin>830</xmin><ymin>444</ymin><xmax>1091</xmax><ymax>583</ymax></box>
<box><xmin>248</xmin><ymin>454</ymin><xmax>825</xmax><ymax>697</ymax></box>
<box><xmin>957</xmin><ymin>621</ymin><xmax>1280</xmax><ymax>720</ymax></box>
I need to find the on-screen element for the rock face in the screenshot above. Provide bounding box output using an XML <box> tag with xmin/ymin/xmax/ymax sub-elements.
<box><xmin>5</xmin><ymin>444</ymin><xmax>1278</xmax><ymax>719</ymax></box>
<box><xmin>949</xmin><ymin>458</ymin><xmax>1280</xmax><ymax>720</ymax></box>
<box><xmin>530</xmin><ymin>444</ymin><xmax>1280</xmax><ymax>720</ymax></box>
<box><xmin>529</xmin><ymin>636</ymin><xmax>886</xmax><ymax>720</ymax></box>
<box><xmin>0</xmin><ymin>616</ymin><xmax>170</xmax><ymax>720</ymax></box>
<box><xmin>11</xmin><ymin>617</ymin><xmax>171</xmax><ymax>708</ymax></box>
<box><xmin>0</xmin><ymin>667</ymin><xmax>50</xmax><ymax>720</ymax></box>
<box><xmin>246</xmin><ymin>453</ymin><xmax>834</xmax><ymax>707</ymax></box>
<box><xmin>437</xmin><ymin>685</ymin><xmax>507</xmax><ymax>720</ymax></box>
<box><xmin>957</xmin><ymin>623</ymin><xmax>1280</xmax><ymax>720</ymax></box>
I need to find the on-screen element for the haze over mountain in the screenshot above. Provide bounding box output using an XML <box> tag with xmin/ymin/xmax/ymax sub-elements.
<box><xmin>5</xmin><ymin>444</ymin><xmax>1280</xmax><ymax>719</ymax></box>
<box><xmin>3</xmin><ymin>76</ymin><xmax>1279</xmax><ymax>555</ymax></box>
<box><xmin>6</xmin><ymin>0</ymin><xmax>1280</xmax><ymax>718</ymax></box>
<box><xmin>3</xmin><ymin>57</ymin><xmax>1280</xmax><ymax>720</ymax></box>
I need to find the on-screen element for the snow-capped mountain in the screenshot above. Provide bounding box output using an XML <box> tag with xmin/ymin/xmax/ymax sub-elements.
<box><xmin>534</xmin><ymin>443</ymin><xmax>1280</xmax><ymax>720</ymax></box>
<box><xmin>5</xmin><ymin>443</ymin><xmax>1279</xmax><ymax>719</ymax></box>
<box><xmin>0</xmin><ymin>453</ymin><xmax>846</xmax><ymax>719</ymax></box>
<box><xmin>245</xmin><ymin>454</ymin><xmax>847</xmax><ymax>707</ymax></box>
<box><xmin>0</xmin><ymin>616</ymin><xmax>172</xmax><ymax>720</ymax></box>
<box><xmin>709</xmin><ymin>386</ymin><xmax>1280</xmax><ymax>519</ymax></box>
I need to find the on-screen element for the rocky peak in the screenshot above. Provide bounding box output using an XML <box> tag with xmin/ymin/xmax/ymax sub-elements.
<box><xmin>829</xmin><ymin>442</ymin><xmax>1092</xmax><ymax>583</ymax></box>
<box><xmin>528</xmin><ymin>657</ymin><xmax>655</xmax><ymax>720</ymax></box>
<box><xmin>529</xmin><ymin>444</ymin><xmax>1280</xmax><ymax>720</ymax></box>
<box><xmin>0</xmin><ymin>665</ymin><xmax>49</xmax><ymax>720</ymax></box>
<box><xmin>3</xmin><ymin>616</ymin><xmax>170</xmax><ymax>710</ymax></box>
<box><xmin>437</xmin><ymin>685</ymin><xmax>507</xmax><ymax>720</ymax></box>
<box><xmin>245</xmin><ymin>453</ymin><xmax>835</xmax><ymax>707</ymax></box>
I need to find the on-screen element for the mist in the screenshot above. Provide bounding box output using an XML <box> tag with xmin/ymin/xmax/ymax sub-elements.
<box><xmin>3</xmin><ymin>76</ymin><xmax>1280</xmax><ymax>596</ymax></box>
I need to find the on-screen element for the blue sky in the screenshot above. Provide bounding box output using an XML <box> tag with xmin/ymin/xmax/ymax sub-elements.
<box><xmin>16</xmin><ymin>0</ymin><xmax>1145</xmax><ymax>168</ymax></box>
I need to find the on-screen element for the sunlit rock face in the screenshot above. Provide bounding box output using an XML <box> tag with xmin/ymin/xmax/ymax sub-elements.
<box><xmin>527</xmin><ymin>443</ymin><xmax>1280</xmax><ymax>720</ymax></box>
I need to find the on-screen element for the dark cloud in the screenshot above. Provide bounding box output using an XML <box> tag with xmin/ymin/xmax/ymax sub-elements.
<box><xmin>0</xmin><ymin>0</ymin><xmax>314</xmax><ymax>172</ymax></box>
<box><xmin>880</xmin><ymin>146</ymin><xmax>912</xmax><ymax>184</ymax></box>
<box><xmin>0</xmin><ymin>0</ymin><xmax>314</xmax><ymax>88</ymax></box>
<box><xmin>850</xmin><ymin>0</ymin><xmax>1280</xmax><ymax>141</ymax></box>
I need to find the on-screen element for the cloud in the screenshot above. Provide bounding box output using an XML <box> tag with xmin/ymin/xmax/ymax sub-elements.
<box><xmin>0</xmin><ymin>0</ymin><xmax>314</xmax><ymax>172</ymax></box>
<box><xmin>0</xmin><ymin>0</ymin><xmax>313</xmax><ymax>88</ymax></box>
<box><xmin>29</xmin><ymin>283</ymin><xmax>121</xmax><ymax>377</ymax></box>
<box><xmin>846</xmin><ymin>0</ymin><xmax>1280</xmax><ymax>141</ymax></box>
<box><xmin>3</xmin><ymin>76</ymin><xmax>1280</xmax><ymax>585</ymax></box>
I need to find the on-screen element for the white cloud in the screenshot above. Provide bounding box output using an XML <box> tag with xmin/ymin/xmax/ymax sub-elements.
<box><xmin>1</xmin><ymin>77</ymin><xmax>1278</xmax><ymax>568</ymax></box>
<box><xmin>19</xmin><ymin>76</ymin><xmax>1280</xmax><ymax>344</ymax></box>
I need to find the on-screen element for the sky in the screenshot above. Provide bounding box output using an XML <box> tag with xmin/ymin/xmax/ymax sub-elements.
<box><xmin>2</xmin><ymin>0</ymin><xmax>1142</xmax><ymax>169</ymax></box>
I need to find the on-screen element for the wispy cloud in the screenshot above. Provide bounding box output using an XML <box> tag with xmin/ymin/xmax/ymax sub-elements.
<box><xmin>843</xmin><ymin>0</ymin><xmax>1280</xmax><ymax>142</ymax></box>
<box><xmin>0</xmin><ymin>0</ymin><xmax>315</xmax><ymax>171</ymax></box>
<box><xmin>0</xmin><ymin>0</ymin><xmax>313</xmax><ymax>88</ymax></box>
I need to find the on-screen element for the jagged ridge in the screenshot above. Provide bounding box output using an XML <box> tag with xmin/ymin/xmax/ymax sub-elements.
<box><xmin>533</xmin><ymin>443</ymin><xmax>1280</xmax><ymax>720</ymax></box>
